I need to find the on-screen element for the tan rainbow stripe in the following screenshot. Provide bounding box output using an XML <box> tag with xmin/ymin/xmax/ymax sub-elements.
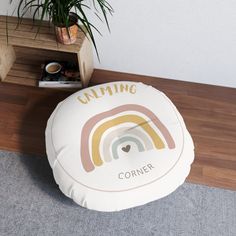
<box><xmin>80</xmin><ymin>104</ymin><xmax>175</xmax><ymax>172</ymax></box>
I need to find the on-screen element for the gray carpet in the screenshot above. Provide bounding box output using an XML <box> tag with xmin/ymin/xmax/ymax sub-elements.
<box><xmin>0</xmin><ymin>150</ymin><xmax>235</xmax><ymax>236</ymax></box>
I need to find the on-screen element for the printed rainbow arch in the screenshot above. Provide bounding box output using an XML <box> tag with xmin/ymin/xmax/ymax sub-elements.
<box><xmin>80</xmin><ymin>104</ymin><xmax>175</xmax><ymax>172</ymax></box>
<box><xmin>102</xmin><ymin>126</ymin><xmax>153</xmax><ymax>162</ymax></box>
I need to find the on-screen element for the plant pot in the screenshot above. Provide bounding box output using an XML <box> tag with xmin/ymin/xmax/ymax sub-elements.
<box><xmin>55</xmin><ymin>24</ymin><xmax>78</xmax><ymax>45</ymax></box>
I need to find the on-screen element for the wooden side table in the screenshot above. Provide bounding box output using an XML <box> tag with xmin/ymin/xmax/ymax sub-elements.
<box><xmin>0</xmin><ymin>16</ymin><xmax>94</xmax><ymax>87</ymax></box>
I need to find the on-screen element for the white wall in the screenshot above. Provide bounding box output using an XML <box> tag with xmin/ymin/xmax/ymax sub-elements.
<box><xmin>0</xmin><ymin>1</ymin><xmax>19</xmax><ymax>16</ymax></box>
<box><xmin>93</xmin><ymin>0</ymin><xmax>236</xmax><ymax>88</ymax></box>
<box><xmin>2</xmin><ymin>0</ymin><xmax>236</xmax><ymax>88</ymax></box>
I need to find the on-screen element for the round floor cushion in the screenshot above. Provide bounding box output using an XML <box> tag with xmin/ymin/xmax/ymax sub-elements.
<box><xmin>46</xmin><ymin>81</ymin><xmax>194</xmax><ymax>212</ymax></box>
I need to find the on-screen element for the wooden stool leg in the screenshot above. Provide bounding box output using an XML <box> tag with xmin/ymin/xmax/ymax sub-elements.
<box><xmin>0</xmin><ymin>45</ymin><xmax>16</xmax><ymax>81</ymax></box>
<box><xmin>77</xmin><ymin>36</ymin><xmax>94</xmax><ymax>87</ymax></box>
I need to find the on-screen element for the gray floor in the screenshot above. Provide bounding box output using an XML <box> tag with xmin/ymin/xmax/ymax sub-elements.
<box><xmin>0</xmin><ymin>150</ymin><xmax>235</xmax><ymax>236</ymax></box>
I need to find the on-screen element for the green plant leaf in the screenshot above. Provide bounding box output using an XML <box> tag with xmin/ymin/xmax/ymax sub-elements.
<box><xmin>10</xmin><ymin>0</ymin><xmax>113</xmax><ymax>60</ymax></box>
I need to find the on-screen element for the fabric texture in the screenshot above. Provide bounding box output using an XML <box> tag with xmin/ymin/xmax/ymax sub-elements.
<box><xmin>45</xmin><ymin>81</ymin><xmax>194</xmax><ymax>211</ymax></box>
<box><xmin>0</xmin><ymin>150</ymin><xmax>235</xmax><ymax>236</ymax></box>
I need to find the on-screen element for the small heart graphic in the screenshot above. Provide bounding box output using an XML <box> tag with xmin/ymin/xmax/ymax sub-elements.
<box><xmin>122</xmin><ymin>145</ymin><xmax>131</xmax><ymax>153</ymax></box>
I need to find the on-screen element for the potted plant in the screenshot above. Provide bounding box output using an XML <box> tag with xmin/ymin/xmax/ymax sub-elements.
<box><xmin>11</xmin><ymin>0</ymin><xmax>113</xmax><ymax>56</ymax></box>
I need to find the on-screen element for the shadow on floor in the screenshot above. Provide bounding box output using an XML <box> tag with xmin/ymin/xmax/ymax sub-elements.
<box><xmin>18</xmin><ymin>89</ymin><xmax>75</xmax><ymax>205</ymax></box>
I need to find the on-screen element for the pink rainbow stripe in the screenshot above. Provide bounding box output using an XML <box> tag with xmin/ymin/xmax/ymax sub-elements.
<box><xmin>80</xmin><ymin>104</ymin><xmax>175</xmax><ymax>172</ymax></box>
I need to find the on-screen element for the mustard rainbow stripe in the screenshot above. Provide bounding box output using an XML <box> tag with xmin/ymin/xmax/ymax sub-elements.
<box><xmin>80</xmin><ymin>104</ymin><xmax>175</xmax><ymax>172</ymax></box>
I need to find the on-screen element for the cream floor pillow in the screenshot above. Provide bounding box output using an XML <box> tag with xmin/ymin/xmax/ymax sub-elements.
<box><xmin>46</xmin><ymin>81</ymin><xmax>194</xmax><ymax>212</ymax></box>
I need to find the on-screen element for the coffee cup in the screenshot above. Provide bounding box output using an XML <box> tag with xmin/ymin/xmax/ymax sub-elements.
<box><xmin>45</xmin><ymin>62</ymin><xmax>62</xmax><ymax>74</ymax></box>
